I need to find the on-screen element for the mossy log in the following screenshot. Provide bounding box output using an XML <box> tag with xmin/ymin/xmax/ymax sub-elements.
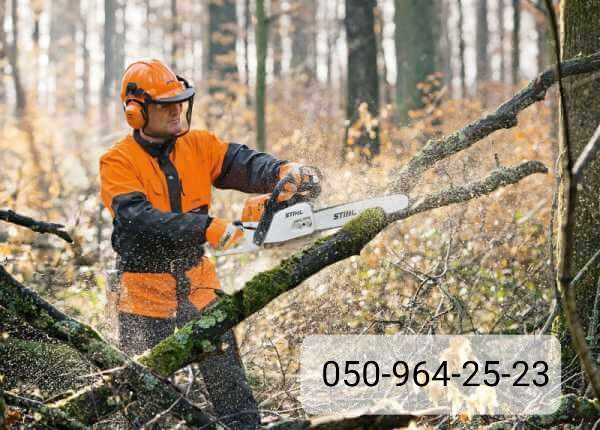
<box><xmin>0</xmin><ymin>266</ymin><xmax>212</xmax><ymax>427</ymax></box>
<box><xmin>484</xmin><ymin>394</ymin><xmax>600</xmax><ymax>429</ymax></box>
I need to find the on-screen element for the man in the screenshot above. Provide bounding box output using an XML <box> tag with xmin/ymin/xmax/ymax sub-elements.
<box><xmin>99</xmin><ymin>59</ymin><xmax>320</xmax><ymax>429</ymax></box>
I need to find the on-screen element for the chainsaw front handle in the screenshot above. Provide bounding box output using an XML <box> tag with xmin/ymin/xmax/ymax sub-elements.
<box><xmin>253</xmin><ymin>174</ymin><xmax>317</xmax><ymax>246</ymax></box>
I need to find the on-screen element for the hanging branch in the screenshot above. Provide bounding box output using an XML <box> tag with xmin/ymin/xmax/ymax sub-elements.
<box><xmin>0</xmin><ymin>209</ymin><xmax>73</xmax><ymax>243</ymax></box>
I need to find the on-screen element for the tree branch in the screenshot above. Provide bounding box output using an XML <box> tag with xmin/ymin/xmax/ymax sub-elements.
<box><xmin>390</xmin><ymin>51</ymin><xmax>600</xmax><ymax>194</ymax></box>
<box><xmin>140</xmin><ymin>161</ymin><xmax>547</xmax><ymax>377</ymax></box>
<box><xmin>0</xmin><ymin>266</ymin><xmax>213</xmax><ymax>427</ymax></box>
<box><xmin>4</xmin><ymin>391</ymin><xmax>87</xmax><ymax>430</ymax></box>
<box><xmin>0</xmin><ymin>209</ymin><xmax>73</xmax><ymax>243</ymax></box>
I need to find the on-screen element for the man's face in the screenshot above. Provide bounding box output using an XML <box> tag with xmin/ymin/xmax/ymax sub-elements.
<box><xmin>143</xmin><ymin>102</ymin><xmax>183</xmax><ymax>138</ymax></box>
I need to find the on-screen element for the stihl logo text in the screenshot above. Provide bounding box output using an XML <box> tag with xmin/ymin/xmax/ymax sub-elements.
<box><xmin>286</xmin><ymin>210</ymin><xmax>303</xmax><ymax>218</ymax></box>
<box><xmin>333</xmin><ymin>210</ymin><xmax>357</xmax><ymax>220</ymax></box>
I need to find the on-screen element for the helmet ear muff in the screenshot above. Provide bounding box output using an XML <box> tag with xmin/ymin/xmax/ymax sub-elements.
<box><xmin>124</xmin><ymin>99</ymin><xmax>147</xmax><ymax>130</ymax></box>
<box><xmin>123</xmin><ymin>83</ymin><xmax>148</xmax><ymax>129</ymax></box>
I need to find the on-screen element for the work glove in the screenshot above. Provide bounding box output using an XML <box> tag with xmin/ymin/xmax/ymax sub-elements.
<box><xmin>206</xmin><ymin>218</ymin><xmax>245</xmax><ymax>251</ymax></box>
<box><xmin>277</xmin><ymin>162</ymin><xmax>322</xmax><ymax>202</ymax></box>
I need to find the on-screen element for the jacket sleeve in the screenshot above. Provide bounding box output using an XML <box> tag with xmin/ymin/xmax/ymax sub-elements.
<box><xmin>207</xmin><ymin>133</ymin><xmax>287</xmax><ymax>193</ymax></box>
<box><xmin>100</xmin><ymin>150</ymin><xmax>211</xmax><ymax>245</ymax></box>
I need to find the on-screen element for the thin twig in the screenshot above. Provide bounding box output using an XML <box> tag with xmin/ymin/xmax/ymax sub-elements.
<box><xmin>0</xmin><ymin>209</ymin><xmax>72</xmax><ymax>243</ymax></box>
<box><xmin>572</xmin><ymin>122</ymin><xmax>600</xmax><ymax>181</ymax></box>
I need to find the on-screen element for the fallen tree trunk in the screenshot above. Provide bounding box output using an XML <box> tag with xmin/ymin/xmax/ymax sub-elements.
<box><xmin>0</xmin><ymin>267</ymin><xmax>212</xmax><ymax>427</ymax></box>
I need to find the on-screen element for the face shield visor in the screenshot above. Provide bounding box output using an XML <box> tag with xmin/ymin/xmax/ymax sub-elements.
<box><xmin>144</xmin><ymin>77</ymin><xmax>195</xmax><ymax>139</ymax></box>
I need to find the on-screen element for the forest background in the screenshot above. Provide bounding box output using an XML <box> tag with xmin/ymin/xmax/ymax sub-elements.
<box><xmin>0</xmin><ymin>0</ymin><xmax>598</xmax><ymax>428</ymax></box>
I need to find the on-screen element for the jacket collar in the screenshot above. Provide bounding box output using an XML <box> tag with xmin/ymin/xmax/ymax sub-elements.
<box><xmin>133</xmin><ymin>129</ymin><xmax>176</xmax><ymax>158</ymax></box>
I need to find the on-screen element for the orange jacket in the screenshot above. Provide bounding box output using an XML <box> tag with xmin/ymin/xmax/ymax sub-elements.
<box><xmin>100</xmin><ymin>129</ymin><xmax>286</xmax><ymax>319</ymax></box>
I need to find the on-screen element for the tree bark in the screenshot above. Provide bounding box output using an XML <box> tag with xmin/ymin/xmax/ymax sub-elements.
<box><xmin>271</xmin><ymin>0</ymin><xmax>283</xmax><ymax>78</ymax></box>
<box><xmin>290</xmin><ymin>0</ymin><xmax>317</xmax><ymax>79</ymax></box>
<box><xmin>555</xmin><ymin>0</ymin><xmax>600</xmax><ymax>396</ymax></box>
<box><xmin>208</xmin><ymin>0</ymin><xmax>239</xmax><ymax>97</ymax></box>
<box><xmin>457</xmin><ymin>0</ymin><xmax>466</xmax><ymax>98</ymax></box>
<box><xmin>102</xmin><ymin>0</ymin><xmax>115</xmax><ymax>107</ymax></box>
<box><xmin>0</xmin><ymin>0</ymin><xmax>6</xmax><ymax>110</ymax></box>
<box><xmin>536</xmin><ymin>0</ymin><xmax>549</xmax><ymax>75</ymax></box>
<box><xmin>81</xmin><ymin>1</ymin><xmax>90</xmax><ymax>116</ymax></box>
<box><xmin>345</xmin><ymin>0</ymin><xmax>380</xmax><ymax>159</ymax></box>
<box><xmin>498</xmin><ymin>0</ymin><xmax>506</xmax><ymax>84</ymax></box>
<box><xmin>8</xmin><ymin>0</ymin><xmax>25</xmax><ymax>116</ymax></box>
<box><xmin>395</xmin><ymin>0</ymin><xmax>439</xmax><ymax>122</ymax></box>
<box><xmin>440</xmin><ymin>0</ymin><xmax>453</xmax><ymax>97</ymax></box>
<box><xmin>243</xmin><ymin>0</ymin><xmax>251</xmax><ymax>106</ymax></box>
<box><xmin>476</xmin><ymin>0</ymin><xmax>490</xmax><ymax>88</ymax></box>
<box><xmin>255</xmin><ymin>0</ymin><xmax>268</xmax><ymax>151</ymax></box>
<box><xmin>511</xmin><ymin>0</ymin><xmax>521</xmax><ymax>86</ymax></box>
<box><xmin>375</xmin><ymin>3</ymin><xmax>392</xmax><ymax>105</ymax></box>
<box><xmin>170</xmin><ymin>0</ymin><xmax>179</xmax><ymax>70</ymax></box>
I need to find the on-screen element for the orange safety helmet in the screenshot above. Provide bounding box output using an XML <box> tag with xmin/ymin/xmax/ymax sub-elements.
<box><xmin>120</xmin><ymin>59</ymin><xmax>195</xmax><ymax>136</ymax></box>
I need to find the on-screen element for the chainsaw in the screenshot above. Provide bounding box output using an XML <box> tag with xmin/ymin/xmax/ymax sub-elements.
<box><xmin>212</xmin><ymin>174</ymin><xmax>410</xmax><ymax>256</ymax></box>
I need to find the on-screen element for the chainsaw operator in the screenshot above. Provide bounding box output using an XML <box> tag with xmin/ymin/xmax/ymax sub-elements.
<box><xmin>99</xmin><ymin>59</ymin><xmax>321</xmax><ymax>428</ymax></box>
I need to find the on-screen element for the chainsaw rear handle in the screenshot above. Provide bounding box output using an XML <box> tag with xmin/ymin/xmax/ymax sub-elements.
<box><xmin>253</xmin><ymin>171</ymin><xmax>321</xmax><ymax>246</ymax></box>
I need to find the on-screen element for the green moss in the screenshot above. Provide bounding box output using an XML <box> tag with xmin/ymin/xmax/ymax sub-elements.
<box><xmin>85</xmin><ymin>340</ymin><xmax>125</xmax><ymax>369</ymax></box>
<box><xmin>240</xmin><ymin>266</ymin><xmax>294</xmax><ymax>316</ymax></box>
<box><xmin>200</xmin><ymin>340</ymin><xmax>216</xmax><ymax>353</ymax></box>
<box><xmin>338</xmin><ymin>208</ymin><xmax>387</xmax><ymax>252</ymax></box>
<box><xmin>196</xmin><ymin>315</ymin><xmax>217</xmax><ymax>329</ymax></box>
<box><xmin>52</xmin><ymin>383</ymin><xmax>116</xmax><ymax>425</ymax></box>
<box><xmin>212</xmin><ymin>309</ymin><xmax>227</xmax><ymax>323</ymax></box>
<box><xmin>140</xmin><ymin>325</ymin><xmax>195</xmax><ymax>376</ymax></box>
<box><xmin>575</xmin><ymin>396</ymin><xmax>600</xmax><ymax>419</ymax></box>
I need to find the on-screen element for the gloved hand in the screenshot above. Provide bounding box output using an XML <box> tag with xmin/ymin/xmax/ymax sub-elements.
<box><xmin>277</xmin><ymin>162</ymin><xmax>322</xmax><ymax>202</ymax></box>
<box><xmin>205</xmin><ymin>218</ymin><xmax>245</xmax><ymax>251</ymax></box>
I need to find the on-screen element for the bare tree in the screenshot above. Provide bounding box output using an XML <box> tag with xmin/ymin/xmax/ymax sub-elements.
<box><xmin>458</xmin><ymin>0</ymin><xmax>467</xmax><ymax>97</ymax></box>
<box><xmin>255</xmin><ymin>0</ymin><xmax>268</xmax><ymax>151</ymax></box>
<box><xmin>511</xmin><ymin>0</ymin><xmax>521</xmax><ymax>86</ymax></box>
<box><xmin>555</xmin><ymin>0</ymin><xmax>600</xmax><ymax>396</ymax></box>
<box><xmin>497</xmin><ymin>0</ymin><xmax>506</xmax><ymax>84</ymax></box>
<box><xmin>345</xmin><ymin>0</ymin><xmax>380</xmax><ymax>158</ymax></box>
<box><xmin>395</xmin><ymin>0</ymin><xmax>439</xmax><ymax>122</ymax></box>
<box><xmin>8</xmin><ymin>0</ymin><xmax>25</xmax><ymax>116</ymax></box>
<box><xmin>476</xmin><ymin>0</ymin><xmax>490</xmax><ymax>88</ymax></box>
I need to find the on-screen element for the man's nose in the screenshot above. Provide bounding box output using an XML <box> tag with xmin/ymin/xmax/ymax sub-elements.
<box><xmin>168</xmin><ymin>103</ymin><xmax>182</xmax><ymax>115</ymax></box>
